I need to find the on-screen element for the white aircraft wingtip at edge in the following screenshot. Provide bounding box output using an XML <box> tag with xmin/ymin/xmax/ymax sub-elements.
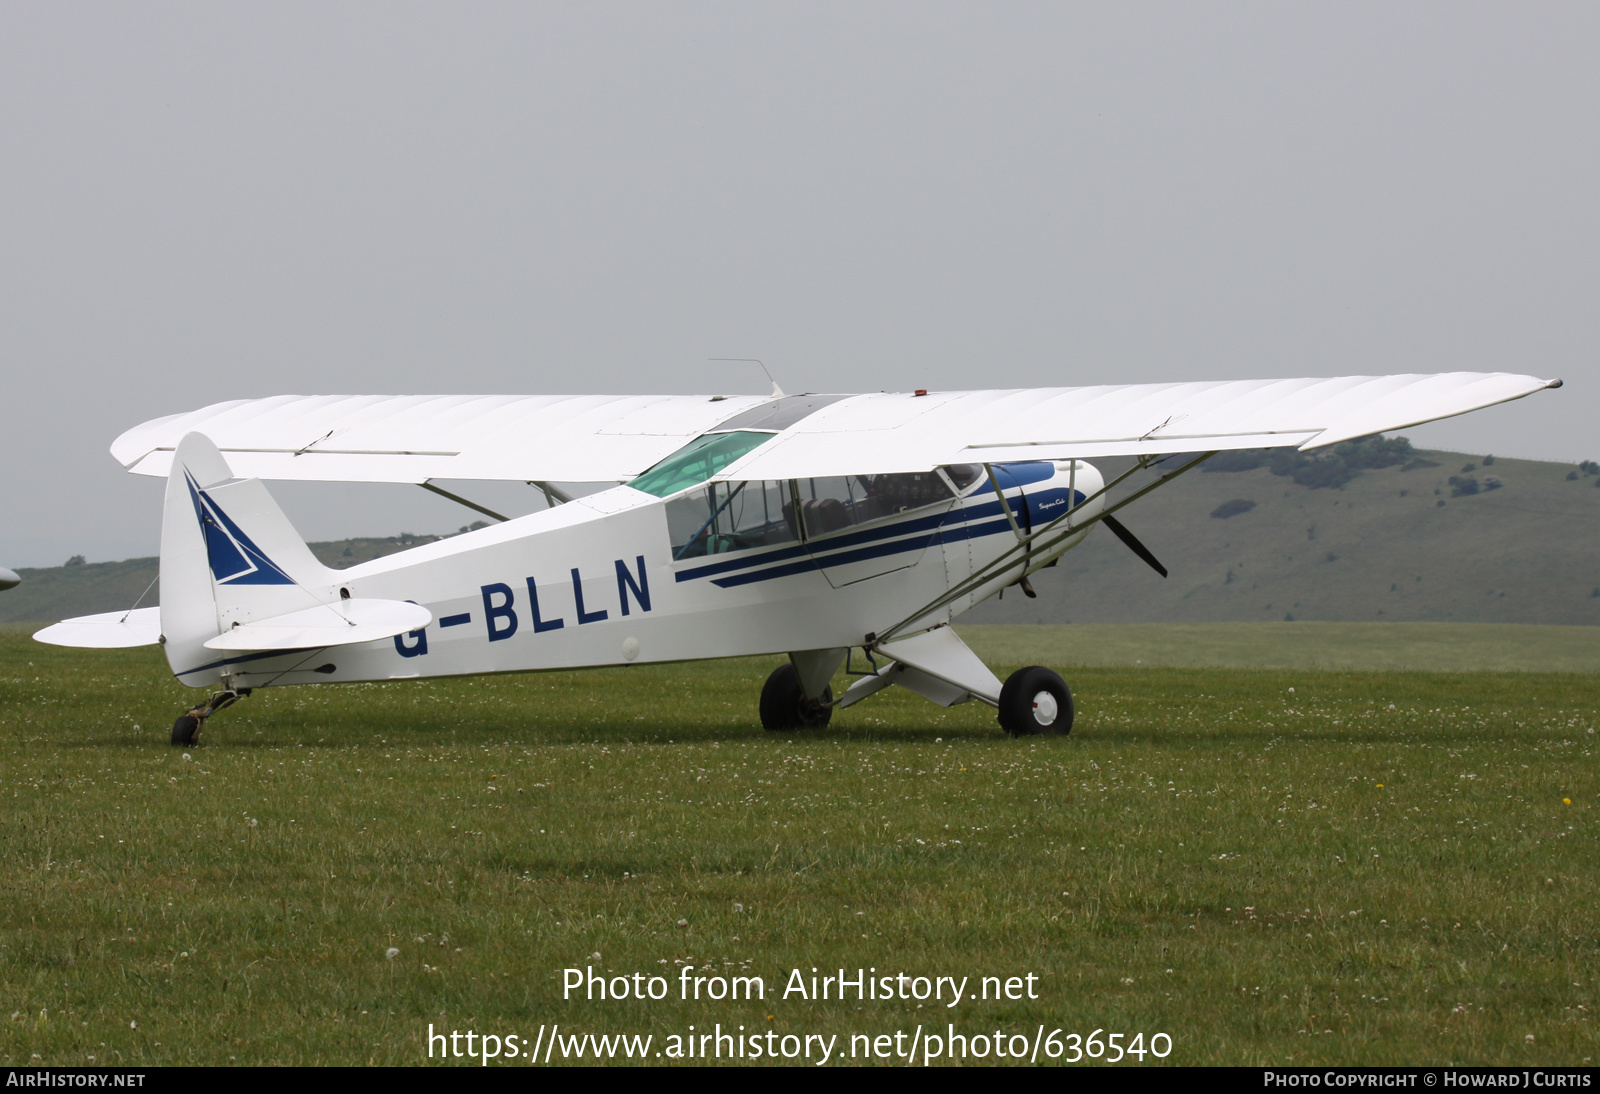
<box><xmin>35</xmin><ymin>607</ymin><xmax>160</xmax><ymax>649</ymax></box>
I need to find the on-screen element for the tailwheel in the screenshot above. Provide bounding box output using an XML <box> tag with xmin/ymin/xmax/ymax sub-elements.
<box><xmin>759</xmin><ymin>663</ymin><xmax>833</xmax><ymax>731</ymax></box>
<box><xmin>170</xmin><ymin>712</ymin><xmax>202</xmax><ymax>747</ymax></box>
<box><xmin>169</xmin><ymin>689</ymin><xmax>249</xmax><ymax>747</ymax></box>
<box><xmin>998</xmin><ymin>666</ymin><xmax>1073</xmax><ymax>737</ymax></box>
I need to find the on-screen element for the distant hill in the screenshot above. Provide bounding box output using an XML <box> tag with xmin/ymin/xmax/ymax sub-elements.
<box><xmin>3</xmin><ymin>445</ymin><xmax>1597</xmax><ymax>626</ymax></box>
<box><xmin>968</xmin><ymin>444</ymin><xmax>1600</xmax><ymax>626</ymax></box>
<box><xmin>0</xmin><ymin>530</ymin><xmax>476</xmax><ymax>625</ymax></box>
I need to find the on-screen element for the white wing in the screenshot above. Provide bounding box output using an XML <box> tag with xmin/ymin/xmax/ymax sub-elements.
<box><xmin>111</xmin><ymin>393</ymin><xmax>771</xmax><ymax>483</ymax></box>
<box><xmin>719</xmin><ymin>372</ymin><xmax>1560</xmax><ymax>480</ymax></box>
<box><xmin>109</xmin><ymin>373</ymin><xmax>1558</xmax><ymax>485</ymax></box>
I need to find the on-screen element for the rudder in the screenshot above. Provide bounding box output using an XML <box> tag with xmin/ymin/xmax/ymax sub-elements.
<box><xmin>160</xmin><ymin>432</ymin><xmax>334</xmax><ymax>686</ymax></box>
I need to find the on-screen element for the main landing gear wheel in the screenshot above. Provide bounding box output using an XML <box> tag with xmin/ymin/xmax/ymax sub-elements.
<box><xmin>759</xmin><ymin>663</ymin><xmax>833</xmax><ymax>731</ymax></box>
<box><xmin>998</xmin><ymin>666</ymin><xmax>1073</xmax><ymax>737</ymax></box>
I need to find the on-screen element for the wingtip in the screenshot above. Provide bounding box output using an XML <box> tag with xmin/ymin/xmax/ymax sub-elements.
<box><xmin>1547</xmin><ymin>378</ymin><xmax>1564</xmax><ymax>389</ymax></box>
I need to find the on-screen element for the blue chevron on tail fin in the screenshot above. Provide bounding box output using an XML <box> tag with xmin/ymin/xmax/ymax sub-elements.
<box><xmin>184</xmin><ymin>469</ymin><xmax>296</xmax><ymax>585</ymax></box>
<box><xmin>161</xmin><ymin>432</ymin><xmax>336</xmax><ymax>686</ymax></box>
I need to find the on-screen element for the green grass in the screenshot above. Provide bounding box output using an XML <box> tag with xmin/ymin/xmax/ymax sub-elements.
<box><xmin>960</xmin><ymin>622</ymin><xmax>1600</xmax><ymax>674</ymax></box>
<box><xmin>1</xmin><ymin>632</ymin><xmax>1596</xmax><ymax>1066</ymax></box>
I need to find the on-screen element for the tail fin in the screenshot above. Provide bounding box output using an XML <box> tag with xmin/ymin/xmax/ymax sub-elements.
<box><xmin>161</xmin><ymin>432</ymin><xmax>334</xmax><ymax>685</ymax></box>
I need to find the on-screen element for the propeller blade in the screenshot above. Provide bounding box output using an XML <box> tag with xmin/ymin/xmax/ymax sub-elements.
<box><xmin>1101</xmin><ymin>514</ymin><xmax>1168</xmax><ymax>578</ymax></box>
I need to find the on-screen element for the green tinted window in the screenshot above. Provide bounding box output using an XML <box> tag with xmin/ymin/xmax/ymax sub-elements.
<box><xmin>627</xmin><ymin>431</ymin><xmax>775</xmax><ymax>498</ymax></box>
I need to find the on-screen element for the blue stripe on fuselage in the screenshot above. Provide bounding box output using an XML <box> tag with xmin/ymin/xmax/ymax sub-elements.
<box><xmin>676</xmin><ymin>497</ymin><xmax>1022</xmax><ymax>582</ymax></box>
<box><xmin>176</xmin><ymin>646</ymin><xmax>320</xmax><ymax>678</ymax></box>
<box><xmin>968</xmin><ymin>461</ymin><xmax>1055</xmax><ymax>494</ymax></box>
<box><xmin>678</xmin><ymin>485</ymin><xmax>1083</xmax><ymax>589</ymax></box>
<box><xmin>704</xmin><ymin>515</ymin><xmax>1021</xmax><ymax>588</ymax></box>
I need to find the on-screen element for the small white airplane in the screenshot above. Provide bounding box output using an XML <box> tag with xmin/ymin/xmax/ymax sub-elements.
<box><xmin>35</xmin><ymin>373</ymin><xmax>1560</xmax><ymax>745</ymax></box>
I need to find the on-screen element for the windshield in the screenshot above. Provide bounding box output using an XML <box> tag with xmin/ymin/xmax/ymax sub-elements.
<box><xmin>627</xmin><ymin>431</ymin><xmax>775</xmax><ymax>498</ymax></box>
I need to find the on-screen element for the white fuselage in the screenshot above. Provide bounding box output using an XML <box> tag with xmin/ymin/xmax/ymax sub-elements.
<box><xmin>178</xmin><ymin>461</ymin><xmax>1104</xmax><ymax>690</ymax></box>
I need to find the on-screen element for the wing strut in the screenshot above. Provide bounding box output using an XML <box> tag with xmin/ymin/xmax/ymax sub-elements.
<box><xmin>530</xmin><ymin>481</ymin><xmax>573</xmax><ymax>507</ymax></box>
<box><xmin>982</xmin><ymin>463</ymin><xmax>1029</xmax><ymax>544</ymax></box>
<box><xmin>419</xmin><ymin>482</ymin><xmax>510</xmax><ymax>523</ymax></box>
<box><xmin>875</xmin><ymin>451</ymin><xmax>1215</xmax><ymax>645</ymax></box>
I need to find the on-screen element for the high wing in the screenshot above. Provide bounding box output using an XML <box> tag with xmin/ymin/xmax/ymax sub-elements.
<box><xmin>718</xmin><ymin>373</ymin><xmax>1561</xmax><ymax>480</ymax></box>
<box><xmin>111</xmin><ymin>373</ymin><xmax>1559</xmax><ymax>484</ymax></box>
<box><xmin>111</xmin><ymin>393</ymin><xmax>773</xmax><ymax>483</ymax></box>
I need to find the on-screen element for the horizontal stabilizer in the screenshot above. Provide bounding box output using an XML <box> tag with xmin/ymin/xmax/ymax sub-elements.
<box><xmin>203</xmin><ymin>598</ymin><xmax>431</xmax><ymax>651</ymax></box>
<box><xmin>35</xmin><ymin>608</ymin><xmax>161</xmax><ymax>649</ymax></box>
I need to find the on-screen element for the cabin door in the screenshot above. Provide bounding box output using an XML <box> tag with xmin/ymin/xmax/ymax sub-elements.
<box><xmin>792</xmin><ymin>472</ymin><xmax>959</xmax><ymax>589</ymax></box>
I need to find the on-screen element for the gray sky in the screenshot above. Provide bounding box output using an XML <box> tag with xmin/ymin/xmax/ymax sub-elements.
<box><xmin>3</xmin><ymin>2</ymin><xmax>1595</xmax><ymax>567</ymax></box>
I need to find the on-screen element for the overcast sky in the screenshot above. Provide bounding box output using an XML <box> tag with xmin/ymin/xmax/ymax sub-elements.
<box><xmin>2</xmin><ymin>2</ymin><xmax>1595</xmax><ymax>567</ymax></box>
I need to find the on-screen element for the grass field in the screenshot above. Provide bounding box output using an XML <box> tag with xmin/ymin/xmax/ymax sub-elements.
<box><xmin>961</xmin><ymin>622</ymin><xmax>1600</xmax><ymax>674</ymax></box>
<box><xmin>1</xmin><ymin>627</ymin><xmax>1595</xmax><ymax>1066</ymax></box>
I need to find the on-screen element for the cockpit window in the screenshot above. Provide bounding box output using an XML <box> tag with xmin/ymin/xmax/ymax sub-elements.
<box><xmin>627</xmin><ymin>431</ymin><xmax>774</xmax><ymax>498</ymax></box>
<box><xmin>942</xmin><ymin>464</ymin><xmax>984</xmax><ymax>490</ymax></box>
<box><xmin>666</xmin><ymin>480</ymin><xmax>798</xmax><ymax>560</ymax></box>
<box><xmin>795</xmin><ymin>472</ymin><xmax>955</xmax><ymax>536</ymax></box>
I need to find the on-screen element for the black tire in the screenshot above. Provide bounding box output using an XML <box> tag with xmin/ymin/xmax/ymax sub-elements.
<box><xmin>171</xmin><ymin>714</ymin><xmax>200</xmax><ymax>747</ymax></box>
<box><xmin>759</xmin><ymin>662</ymin><xmax>833</xmax><ymax>731</ymax></box>
<box><xmin>997</xmin><ymin>666</ymin><xmax>1073</xmax><ymax>737</ymax></box>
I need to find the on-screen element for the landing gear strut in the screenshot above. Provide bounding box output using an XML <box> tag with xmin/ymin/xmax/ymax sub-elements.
<box><xmin>170</xmin><ymin>689</ymin><xmax>249</xmax><ymax>746</ymax></box>
<box><xmin>759</xmin><ymin>663</ymin><xmax>833</xmax><ymax>731</ymax></box>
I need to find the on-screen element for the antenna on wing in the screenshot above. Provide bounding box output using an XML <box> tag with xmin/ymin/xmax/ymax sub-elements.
<box><xmin>709</xmin><ymin>358</ymin><xmax>784</xmax><ymax>398</ymax></box>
